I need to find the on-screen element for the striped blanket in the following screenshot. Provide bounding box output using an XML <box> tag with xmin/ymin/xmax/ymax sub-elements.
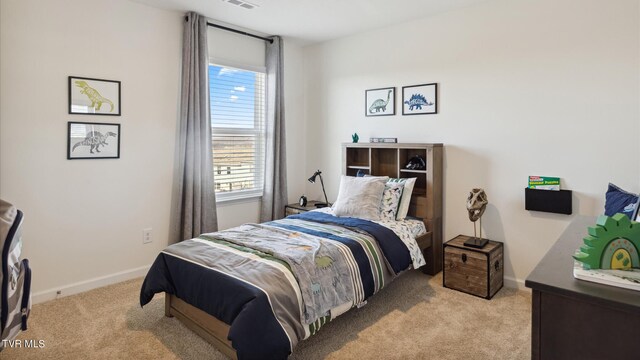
<box><xmin>140</xmin><ymin>212</ymin><xmax>415</xmax><ymax>360</ymax></box>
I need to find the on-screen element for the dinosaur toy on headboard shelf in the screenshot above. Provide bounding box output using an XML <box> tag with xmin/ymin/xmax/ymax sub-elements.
<box><xmin>573</xmin><ymin>213</ymin><xmax>640</xmax><ymax>270</ymax></box>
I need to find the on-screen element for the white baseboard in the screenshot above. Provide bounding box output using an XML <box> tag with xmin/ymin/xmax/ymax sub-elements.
<box><xmin>32</xmin><ymin>265</ymin><xmax>150</xmax><ymax>304</ymax></box>
<box><xmin>504</xmin><ymin>275</ymin><xmax>530</xmax><ymax>292</ymax></box>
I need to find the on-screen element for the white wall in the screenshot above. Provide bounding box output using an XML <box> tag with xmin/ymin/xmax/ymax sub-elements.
<box><xmin>303</xmin><ymin>0</ymin><xmax>640</xmax><ymax>286</ymax></box>
<box><xmin>0</xmin><ymin>0</ymin><xmax>306</xmax><ymax>300</ymax></box>
<box><xmin>0</xmin><ymin>0</ymin><xmax>182</xmax><ymax>300</ymax></box>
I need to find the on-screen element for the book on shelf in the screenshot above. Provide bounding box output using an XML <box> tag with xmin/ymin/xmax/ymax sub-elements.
<box><xmin>528</xmin><ymin>176</ymin><xmax>560</xmax><ymax>190</ymax></box>
<box><xmin>573</xmin><ymin>261</ymin><xmax>640</xmax><ymax>291</ymax></box>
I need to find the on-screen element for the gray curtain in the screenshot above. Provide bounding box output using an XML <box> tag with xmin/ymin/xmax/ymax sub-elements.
<box><xmin>260</xmin><ymin>36</ymin><xmax>288</xmax><ymax>222</ymax></box>
<box><xmin>172</xmin><ymin>12</ymin><xmax>218</xmax><ymax>242</ymax></box>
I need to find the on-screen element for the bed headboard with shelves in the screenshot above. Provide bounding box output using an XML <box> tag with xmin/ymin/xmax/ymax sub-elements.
<box><xmin>342</xmin><ymin>142</ymin><xmax>443</xmax><ymax>275</ymax></box>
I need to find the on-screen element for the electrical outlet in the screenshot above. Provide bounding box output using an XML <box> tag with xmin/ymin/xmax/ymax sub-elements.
<box><xmin>143</xmin><ymin>228</ymin><xmax>152</xmax><ymax>244</ymax></box>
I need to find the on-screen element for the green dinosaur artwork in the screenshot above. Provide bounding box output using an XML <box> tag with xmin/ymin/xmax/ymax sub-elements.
<box><xmin>573</xmin><ymin>213</ymin><xmax>640</xmax><ymax>270</ymax></box>
<box><xmin>75</xmin><ymin>80</ymin><xmax>114</xmax><ymax>112</ymax></box>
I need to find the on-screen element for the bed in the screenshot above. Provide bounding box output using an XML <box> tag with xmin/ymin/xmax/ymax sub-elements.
<box><xmin>140</xmin><ymin>175</ymin><xmax>442</xmax><ymax>360</ymax></box>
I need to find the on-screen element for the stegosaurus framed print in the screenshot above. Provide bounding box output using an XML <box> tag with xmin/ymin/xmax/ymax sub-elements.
<box><xmin>67</xmin><ymin>122</ymin><xmax>120</xmax><ymax>160</ymax></box>
<box><xmin>402</xmin><ymin>83</ymin><xmax>437</xmax><ymax>115</ymax></box>
<box><xmin>69</xmin><ymin>76</ymin><xmax>121</xmax><ymax>116</ymax></box>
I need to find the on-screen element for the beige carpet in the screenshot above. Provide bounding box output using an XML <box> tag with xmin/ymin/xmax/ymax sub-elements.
<box><xmin>3</xmin><ymin>271</ymin><xmax>531</xmax><ymax>359</ymax></box>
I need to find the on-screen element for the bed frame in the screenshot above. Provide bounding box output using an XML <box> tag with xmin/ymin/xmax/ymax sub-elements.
<box><xmin>165</xmin><ymin>294</ymin><xmax>237</xmax><ymax>359</ymax></box>
<box><xmin>164</xmin><ymin>143</ymin><xmax>444</xmax><ymax>358</ymax></box>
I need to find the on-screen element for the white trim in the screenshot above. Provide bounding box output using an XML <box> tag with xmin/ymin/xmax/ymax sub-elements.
<box><xmin>216</xmin><ymin>189</ymin><xmax>263</xmax><ymax>203</ymax></box>
<box><xmin>209</xmin><ymin>57</ymin><xmax>266</xmax><ymax>73</ymax></box>
<box><xmin>504</xmin><ymin>275</ymin><xmax>530</xmax><ymax>292</ymax></box>
<box><xmin>32</xmin><ymin>265</ymin><xmax>151</xmax><ymax>304</ymax></box>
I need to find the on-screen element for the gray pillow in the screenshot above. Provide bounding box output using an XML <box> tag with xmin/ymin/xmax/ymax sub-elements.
<box><xmin>332</xmin><ymin>175</ymin><xmax>388</xmax><ymax>220</ymax></box>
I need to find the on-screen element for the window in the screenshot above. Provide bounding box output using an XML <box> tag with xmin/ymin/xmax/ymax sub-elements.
<box><xmin>209</xmin><ymin>63</ymin><xmax>266</xmax><ymax>201</ymax></box>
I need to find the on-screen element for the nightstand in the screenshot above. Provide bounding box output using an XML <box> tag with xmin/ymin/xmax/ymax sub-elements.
<box><xmin>285</xmin><ymin>201</ymin><xmax>324</xmax><ymax>216</ymax></box>
<box><xmin>443</xmin><ymin>235</ymin><xmax>504</xmax><ymax>299</ymax></box>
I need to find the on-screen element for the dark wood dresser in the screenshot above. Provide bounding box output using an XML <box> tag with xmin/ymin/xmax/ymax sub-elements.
<box><xmin>525</xmin><ymin>216</ymin><xmax>640</xmax><ymax>360</ymax></box>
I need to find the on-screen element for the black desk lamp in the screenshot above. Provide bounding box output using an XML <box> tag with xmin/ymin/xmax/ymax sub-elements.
<box><xmin>308</xmin><ymin>170</ymin><xmax>330</xmax><ymax>208</ymax></box>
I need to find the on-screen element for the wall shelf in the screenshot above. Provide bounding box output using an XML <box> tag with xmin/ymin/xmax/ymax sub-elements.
<box><xmin>525</xmin><ymin>188</ymin><xmax>572</xmax><ymax>215</ymax></box>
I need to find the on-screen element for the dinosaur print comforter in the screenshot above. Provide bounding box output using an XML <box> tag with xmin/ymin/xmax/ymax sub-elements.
<box><xmin>140</xmin><ymin>211</ymin><xmax>424</xmax><ymax>360</ymax></box>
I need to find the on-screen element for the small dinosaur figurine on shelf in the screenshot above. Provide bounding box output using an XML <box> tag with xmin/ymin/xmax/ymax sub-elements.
<box><xmin>352</xmin><ymin>133</ymin><xmax>359</xmax><ymax>143</ymax></box>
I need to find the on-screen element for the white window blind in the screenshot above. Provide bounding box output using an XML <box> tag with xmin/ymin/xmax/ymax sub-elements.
<box><xmin>209</xmin><ymin>63</ymin><xmax>266</xmax><ymax>201</ymax></box>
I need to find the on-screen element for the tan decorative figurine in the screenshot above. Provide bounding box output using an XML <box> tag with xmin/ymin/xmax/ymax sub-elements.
<box><xmin>466</xmin><ymin>188</ymin><xmax>488</xmax><ymax>246</ymax></box>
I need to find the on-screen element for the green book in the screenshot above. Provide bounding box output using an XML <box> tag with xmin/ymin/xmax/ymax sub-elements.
<box><xmin>529</xmin><ymin>176</ymin><xmax>560</xmax><ymax>190</ymax></box>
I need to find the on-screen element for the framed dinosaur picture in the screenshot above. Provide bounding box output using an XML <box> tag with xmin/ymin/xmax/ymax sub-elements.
<box><xmin>365</xmin><ymin>87</ymin><xmax>395</xmax><ymax>117</ymax></box>
<box><xmin>67</xmin><ymin>122</ymin><xmax>120</xmax><ymax>160</ymax></box>
<box><xmin>69</xmin><ymin>76</ymin><xmax>121</xmax><ymax>115</ymax></box>
<box><xmin>402</xmin><ymin>83</ymin><xmax>437</xmax><ymax>115</ymax></box>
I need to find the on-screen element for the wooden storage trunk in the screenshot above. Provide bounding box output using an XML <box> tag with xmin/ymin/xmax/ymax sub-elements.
<box><xmin>443</xmin><ymin>235</ymin><xmax>504</xmax><ymax>299</ymax></box>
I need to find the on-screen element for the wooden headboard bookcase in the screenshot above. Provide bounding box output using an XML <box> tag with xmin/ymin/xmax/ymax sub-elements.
<box><xmin>342</xmin><ymin>142</ymin><xmax>443</xmax><ymax>275</ymax></box>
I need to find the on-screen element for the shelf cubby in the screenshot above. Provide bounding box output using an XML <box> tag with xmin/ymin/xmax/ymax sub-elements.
<box><xmin>371</xmin><ymin>148</ymin><xmax>398</xmax><ymax>178</ymax></box>
<box><xmin>345</xmin><ymin>147</ymin><xmax>370</xmax><ymax>168</ymax></box>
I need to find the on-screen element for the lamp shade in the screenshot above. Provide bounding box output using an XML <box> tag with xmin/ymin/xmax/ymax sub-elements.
<box><xmin>308</xmin><ymin>170</ymin><xmax>322</xmax><ymax>183</ymax></box>
<box><xmin>307</xmin><ymin>170</ymin><xmax>329</xmax><ymax>207</ymax></box>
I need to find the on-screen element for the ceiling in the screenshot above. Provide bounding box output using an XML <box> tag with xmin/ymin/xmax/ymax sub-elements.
<box><xmin>132</xmin><ymin>0</ymin><xmax>489</xmax><ymax>45</ymax></box>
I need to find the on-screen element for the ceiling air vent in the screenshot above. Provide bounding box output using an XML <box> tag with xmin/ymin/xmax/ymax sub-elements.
<box><xmin>222</xmin><ymin>0</ymin><xmax>259</xmax><ymax>10</ymax></box>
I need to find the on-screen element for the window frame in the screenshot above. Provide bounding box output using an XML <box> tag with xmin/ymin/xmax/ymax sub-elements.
<box><xmin>209</xmin><ymin>58</ymin><xmax>267</xmax><ymax>203</ymax></box>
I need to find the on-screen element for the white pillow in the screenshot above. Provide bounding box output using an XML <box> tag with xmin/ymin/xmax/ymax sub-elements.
<box><xmin>332</xmin><ymin>175</ymin><xmax>388</xmax><ymax>220</ymax></box>
<box><xmin>388</xmin><ymin>178</ymin><xmax>416</xmax><ymax>220</ymax></box>
<box><xmin>379</xmin><ymin>182</ymin><xmax>405</xmax><ymax>221</ymax></box>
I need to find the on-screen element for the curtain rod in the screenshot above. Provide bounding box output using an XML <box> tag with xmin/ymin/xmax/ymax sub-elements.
<box><xmin>185</xmin><ymin>16</ymin><xmax>273</xmax><ymax>43</ymax></box>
